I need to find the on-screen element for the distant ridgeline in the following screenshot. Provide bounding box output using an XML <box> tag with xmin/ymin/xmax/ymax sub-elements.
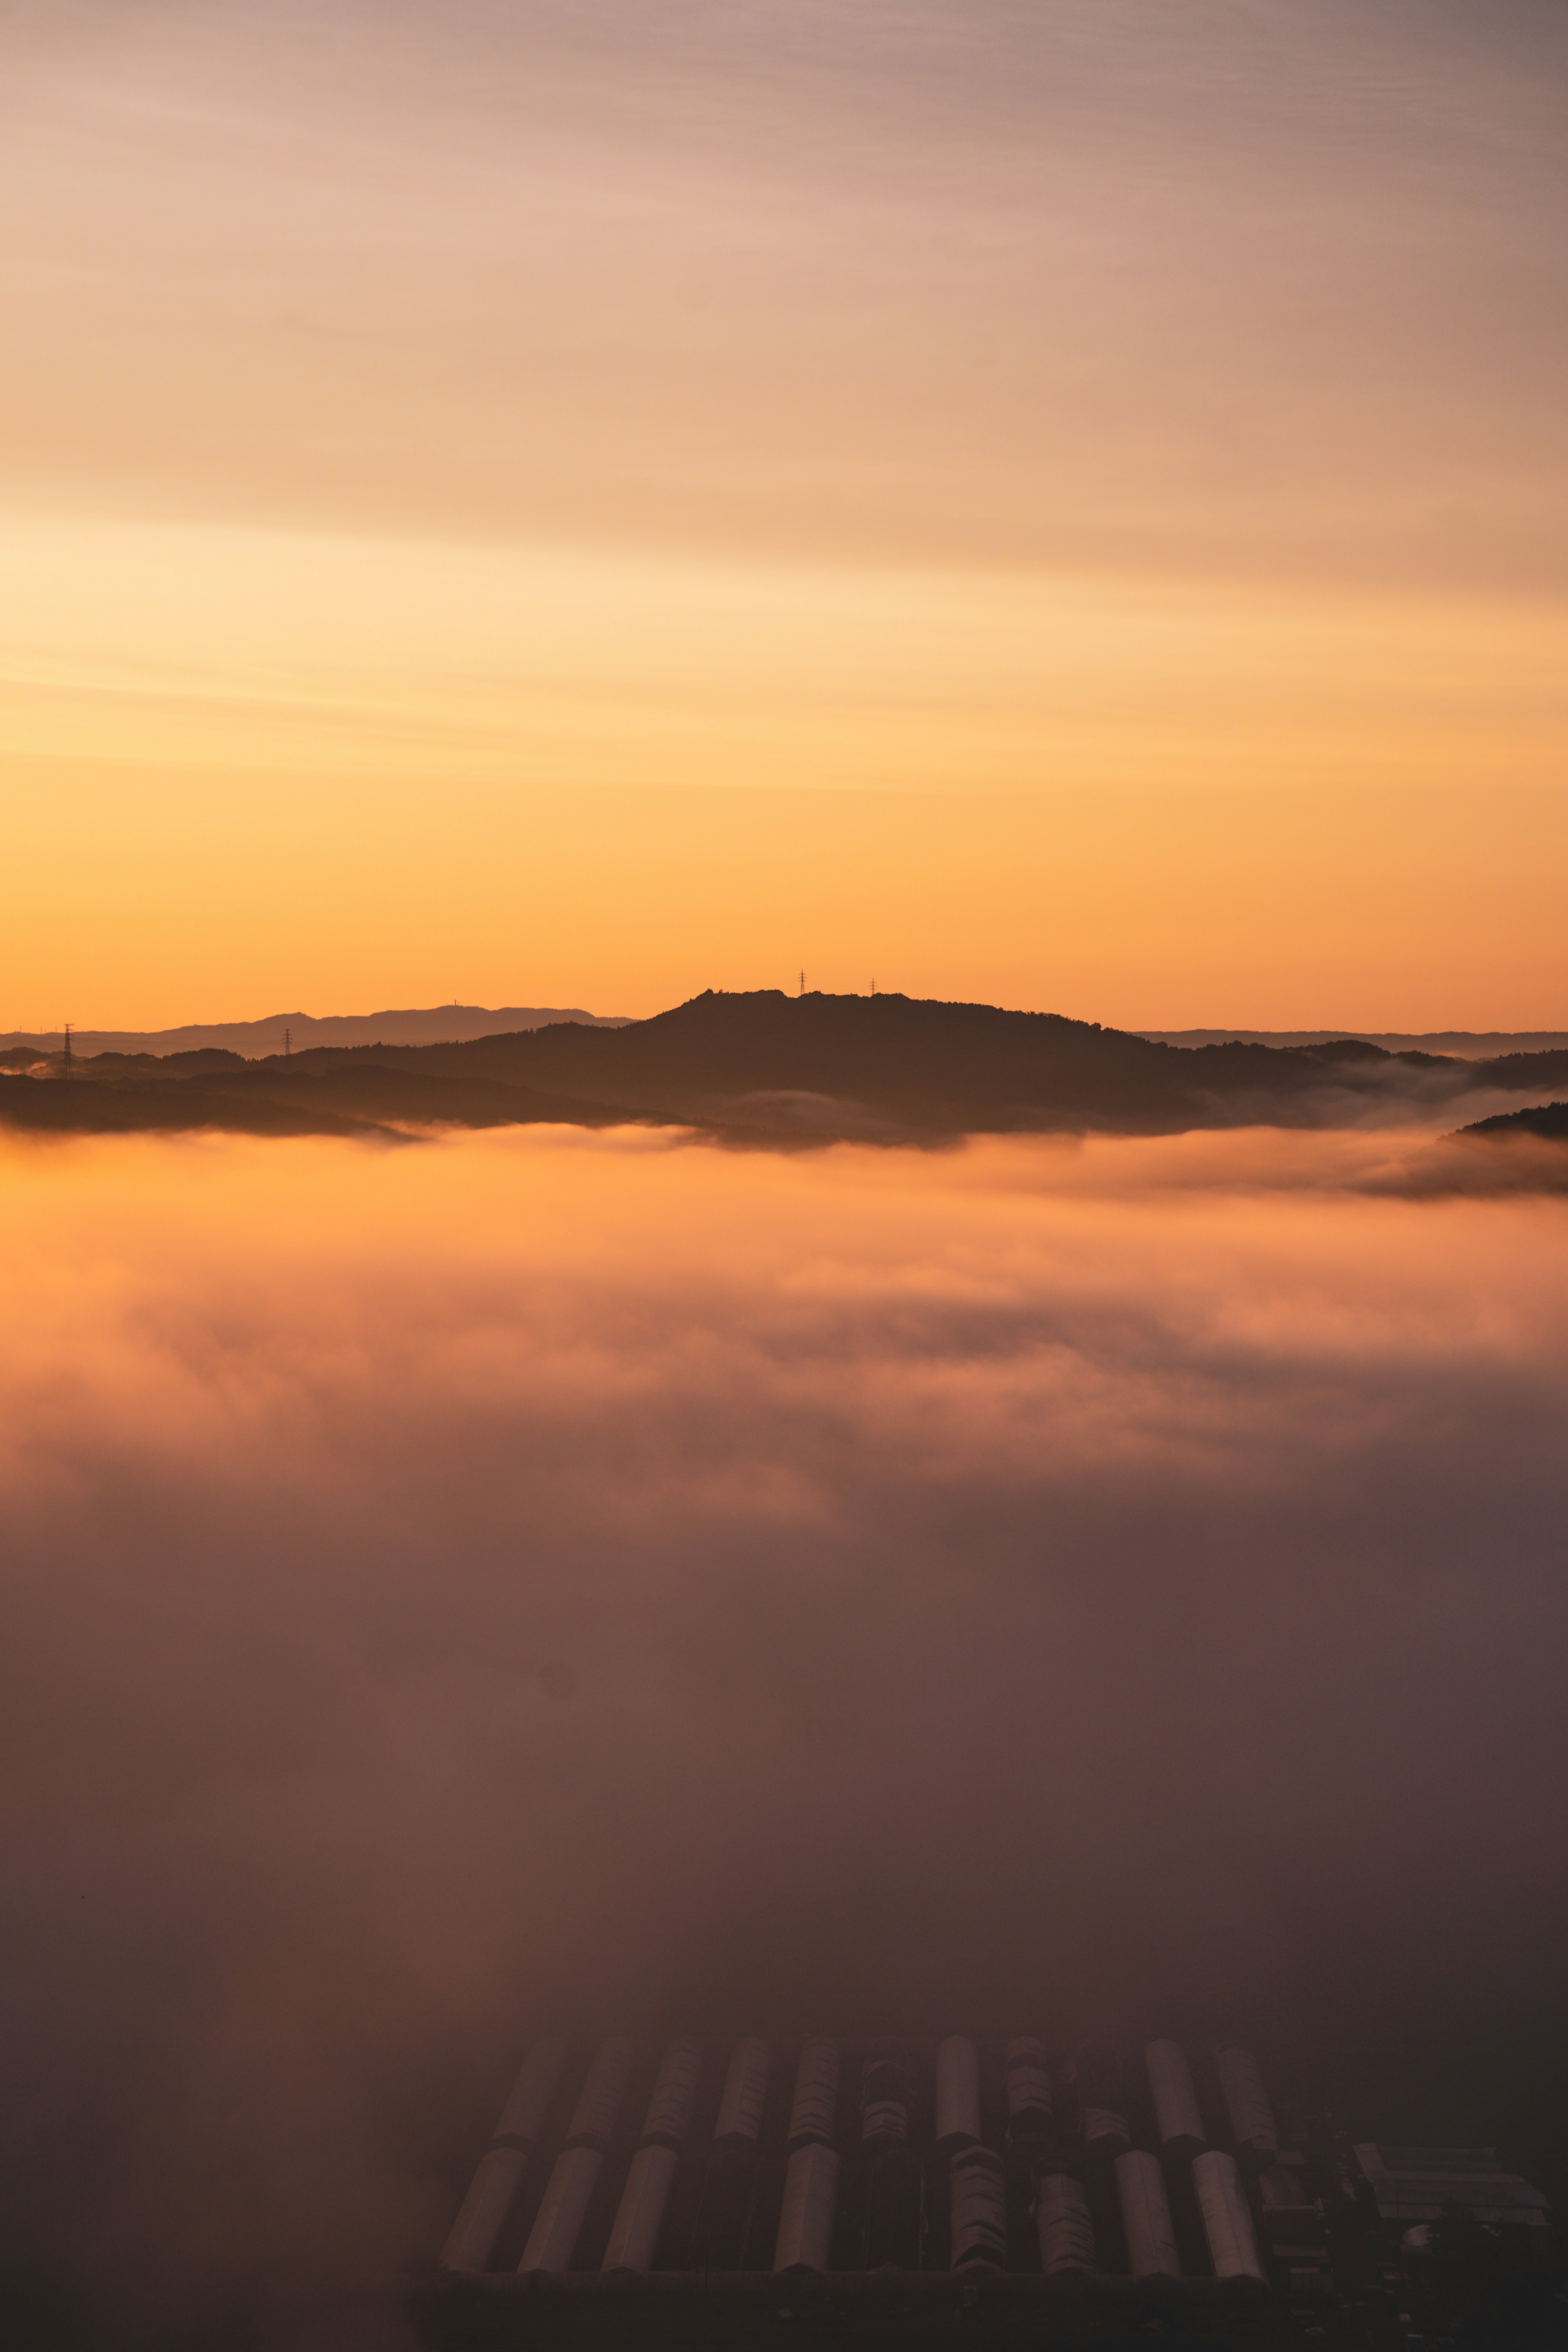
<box><xmin>3</xmin><ymin>990</ymin><xmax>1568</xmax><ymax>1147</ymax></box>
<box><xmin>1138</xmin><ymin>1029</ymin><xmax>1568</xmax><ymax>1058</ymax></box>
<box><xmin>0</xmin><ymin>1003</ymin><xmax>632</xmax><ymax>1058</ymax></box>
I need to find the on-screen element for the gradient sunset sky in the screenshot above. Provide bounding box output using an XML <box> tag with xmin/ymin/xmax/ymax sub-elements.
<box><xmin>4</xmin><ymin>0</ymin><xmax>1566</xmax><ymax>1027</ymax></box>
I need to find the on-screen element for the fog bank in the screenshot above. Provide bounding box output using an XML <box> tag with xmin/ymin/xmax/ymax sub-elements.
<box><xmin>1</xmin><ymin>1127</ymin><xmax>1564</xmax><ymax>2340</ymax></box>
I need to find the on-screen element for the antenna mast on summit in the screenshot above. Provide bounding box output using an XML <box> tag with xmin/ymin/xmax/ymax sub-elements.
<box><xmin>799</xmin><ymin>969</ymin><xmax>805</xmax><ymax>996</ymax></box>
<box><xmin>62</xmin><ymin>1022</ymin><xmax>72</xmax><ymax>1078</ymax></box>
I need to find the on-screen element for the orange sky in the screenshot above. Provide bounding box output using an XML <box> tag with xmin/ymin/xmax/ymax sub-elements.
<box><xmin>3</xmin><ymin>1</ymin><xmax>1566</xmax><ymax>1028</ymax></box>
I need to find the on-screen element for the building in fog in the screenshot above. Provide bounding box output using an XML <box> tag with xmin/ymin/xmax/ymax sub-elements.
<box><xmin>1352</xmin><ymin>2144</ymin><xmax>1551</xmax><ymax>2230</ymax></box>
<box><xmin>413</xmin><ymin>2032</ymin><xmax>1555</xmax><ymax>2348</ymax></box>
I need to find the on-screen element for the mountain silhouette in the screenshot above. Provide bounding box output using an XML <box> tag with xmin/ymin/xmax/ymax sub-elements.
<box><xmin>4</xmin><ymin>990</ymin><xmax>1567</xmax><ymax>1144</ymax></box>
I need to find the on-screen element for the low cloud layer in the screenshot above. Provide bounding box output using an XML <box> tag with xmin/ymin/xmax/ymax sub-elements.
<box><xmin>2</xmin><ymin>1126</ymin><xmax>1565</xmax><ymax>2342</ymax></box>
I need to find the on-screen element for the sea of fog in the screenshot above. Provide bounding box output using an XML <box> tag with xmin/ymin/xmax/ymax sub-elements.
<box><xmin>2</xmin><ymin>1123</ymin><xmax>1565</xmax><ymax>2340</ymax></box>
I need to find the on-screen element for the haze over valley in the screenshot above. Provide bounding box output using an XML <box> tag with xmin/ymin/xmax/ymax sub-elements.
<box><xmin>5</xmin><ymin>1113</ymin><xmax>1566</xmax><ymax>2339</ymax></box>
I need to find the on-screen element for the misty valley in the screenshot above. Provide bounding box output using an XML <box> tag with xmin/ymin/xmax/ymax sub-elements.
<box><xmin>2</xmin><ymin>1120</ymin><xmax>1563</xmax><ymax>2348</ymax></box>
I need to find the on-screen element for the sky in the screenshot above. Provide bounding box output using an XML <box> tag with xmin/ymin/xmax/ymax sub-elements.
<box><xmin>4</xmin><ymin>1123</ymin><xmax>1566</xmax><ymax>2334</ymax></box>
<box><xmin>4</xmin><ymin>0</ymin><xmax>1566</xmax><ymax>1027</ymax></box>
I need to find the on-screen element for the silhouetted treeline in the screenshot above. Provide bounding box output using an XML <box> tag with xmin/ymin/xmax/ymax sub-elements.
<box><xmin>1459</xmin><ymin>1099</ymin><xmax>1568</xmax><ymax>1142</ymax></box>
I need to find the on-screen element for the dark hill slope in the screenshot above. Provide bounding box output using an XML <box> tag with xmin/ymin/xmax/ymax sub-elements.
<box><xmin>391</xmin><ymin>990</ymin><xmax>1213</xmax><ymax>1131</ymax></box>
<box><xmin>1458</xmin><ymin>1100</ymin><xmax>1568</xmax><ymax>1142</ymax></box>
<box><xmin>0</xmin><ymin>1063</ymin><xmax>619</xmax><ymax>1141</ymax></box>
<box><xmin>273</xmin><ymin>991</ymin><xmax>1499</xmax><ymax>1133</ymax></box>
<box><xmin>6</xmin><ymin>990</ymin><xmax>1565</xmax><ymax>1143</ymax></box>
